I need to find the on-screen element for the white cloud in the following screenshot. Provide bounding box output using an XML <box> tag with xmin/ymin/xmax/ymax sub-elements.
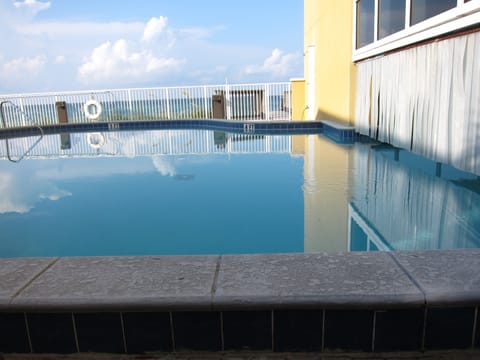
<box><xmin>142</xmin><ymin>16</ymin><xmax>168</xmax><ymax>42</ymax></box>
<box><xmin>152</xmin><ymin>157</ymin><xmax>176</xmax><ymax>176</ymax></box>
<box><xmin>175</xmin><ymin>26</ymin><xmax>217</xmax><ymax>41</ymax></box>
<box><xmin>0</xmin><ymin>172</ymin><xmax>71</xmax><ymax>214</ymax></box>
<box><xmin>13</xmin><ymin>0</ymin><xmax>50</xmax><ymax>14</ymax></box>
<box><xmin>54</xmin><ymin>55</ymin><xmax>66</xmax><ymax>64</ymax></box>
<box><xmin>39</xmin><ymin>189</ymin><xmax>72</xmax><ymax>201</ymax></box>
<box><xmin>75</xmin><ymin>17</ymin><xmax>240</xmax><ymax>87</ymax></box>
<box><xmin>77</xmin><ymin>39</ymin><xmax>185</xmax><ymax>85</ymax></box>
<box><xmin>0</xmin><ymin>4</ymin><xmax>300</xmax><ymax>93</ymax></box>
<box><xmin>1</xmin><ymin>55</ymin><xmax>46</xmax><ymax>79</ymax></box>
<box><xmin>244</xmin><ymin>48</ymin><xmax>301</xmax><ymax>78</ymax></box>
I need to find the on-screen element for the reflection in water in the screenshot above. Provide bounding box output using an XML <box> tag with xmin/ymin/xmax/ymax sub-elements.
<box><xmin>0</xmin><ymin>129</ymin><xmax>292</xmax><ymax>159</ymax></box>
<box><xmin>0</xmin><ymin>128</ymin><xmax>479</xmax><ymax>257</ymax></box>
<box><xmin>303</xmin><ymin>134</ymin><xmax>353</xmax><ymax>252</ymax></box>
<box><xmin>349</xmin><ymin>144</ymin><xmax>480</xmax><ymax>251</ymax></box>
<box><xmin>174</xmin><ymin>174</ymin><xmax>195</xmax><ymax>181</ymax></box>
<box><xmin>0</xmin><ymin>129</ymin><xmax>303</xmax><ymax>257</ymax></box>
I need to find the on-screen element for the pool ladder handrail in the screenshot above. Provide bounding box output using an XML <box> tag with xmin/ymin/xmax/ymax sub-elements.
<box><xmin>0</xmin><ymin>100</ymin><xmax>45</xmax><ymax>163</ymax></box>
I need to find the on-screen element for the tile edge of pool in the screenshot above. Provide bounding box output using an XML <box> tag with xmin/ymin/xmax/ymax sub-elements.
<box><xmin>1</xmin><ymin>250</ymin><xmax>480</xmax><ymax>354</ymax></box>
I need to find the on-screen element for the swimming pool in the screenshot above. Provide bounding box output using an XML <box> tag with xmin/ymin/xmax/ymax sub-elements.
<box><xmin>1</xmin><ymin>124</ymin><xmax>479</xmax><ymax>257</ymax></box>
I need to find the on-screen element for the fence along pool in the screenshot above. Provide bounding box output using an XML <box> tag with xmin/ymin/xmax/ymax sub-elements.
<box><xmin>0</xmin><ymin>83</ymin><xmax>291</xmax><ymax>127</ymax></box>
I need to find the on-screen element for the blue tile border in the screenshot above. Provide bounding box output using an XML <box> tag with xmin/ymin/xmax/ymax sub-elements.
<box><xmin>319</xmin><ymin>120</ymin><xmax>358</xmax><ymax>143</ymax></box>
<box><xmin>0</xmin><ymin>119</ymin><xmax>331</xmax><ymax>140</ymax></box>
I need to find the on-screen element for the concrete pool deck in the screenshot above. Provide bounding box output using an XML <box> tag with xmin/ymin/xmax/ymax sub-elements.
<box><xmin>0</xmin><ymin>250</ymin><xmax>480</xmax><ymax>354</ymax></box>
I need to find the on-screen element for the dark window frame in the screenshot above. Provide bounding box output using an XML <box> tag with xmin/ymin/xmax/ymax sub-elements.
<box><xmin>354</xmin><ymin>0</ymin><xmax>471</xmax><ymax>51</ymax></box>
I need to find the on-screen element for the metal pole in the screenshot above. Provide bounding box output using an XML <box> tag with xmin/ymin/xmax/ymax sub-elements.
<box><xmin>165</xmin><ymin>88</ymin><xmax>171</xmax><ymax>120</ymax></box>
<box><xmin>226</xmin><ymin>84</ymin><xmax>231</xmax><ymax>120</ymax></box>
<box><xmin>264</xmin><ymin>83</ymin><xmax>270</xmax><ymax>121</ymax></box>
<box><xmin>204</xmin><ymin>86</ymin><xmax>208</xmax><ymax>119</ymax></box>
<box><xmin>128</xmin><ymin>89</ymin><xmax>133</xmax><ymax>119</ymax></box>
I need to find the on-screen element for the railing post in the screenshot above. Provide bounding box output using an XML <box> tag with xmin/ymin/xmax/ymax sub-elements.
<box><xmin>19</xmin><ymin>98</ymin><xmax>26</xmax><ymax>127</ymax></box>
<box><xmin>225</xmin><ymin>84</ymin><xmax>231</xmax><ymax>120</ymax></box>
<box><xmin>128</xmin><ymin>89</ymin><xmax>133</xmax><ymax>119</ymax></box>
<box><xmin>289</xmin><ymin>83</ymin><xmax>293</xmax><ymax>121</ymax></box>
<box><xmin>165</xmin><ymin>88</ymin><xmax>171</xmax><ymax>120</ymax></box>
<box><xmin>54</xmin><ymin>96</ymin><xmax>59</xmax><ymax>124</ymax></box>
<box><xmin>0</xmin><ymin>101</ymin><xmax>8</xmax><ymax>128</ymax></box>
<box><xmin>264</xmin><ymin>83</ymin><xmax>270</xmax><ymax>121</ymax></box>
<box><xmin>203</xmin><ymin>86</ymin><xmax>208</xmax><ymax>119</ymax></box>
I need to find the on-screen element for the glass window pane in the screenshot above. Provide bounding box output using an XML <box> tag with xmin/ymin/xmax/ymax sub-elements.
<box><xmin>411</xmin><ymin>0</ymin><xmax>457</xmax><ymax>25</ymax></box>
<box><xmin>357</xmin><ymin>0</ymin><xmax>375</xmax><ymax>49</ymax></box>
<box><xmin>379</xmin><ymin>0</ymin><xmax>406</xmax><ymax>39</ymax></box>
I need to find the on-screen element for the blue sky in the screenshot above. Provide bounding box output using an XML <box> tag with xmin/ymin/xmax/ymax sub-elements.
<box><xmin>0</xmin><ymin>0</ymin><xmax>304</xmax><ymax>93</ymax></box>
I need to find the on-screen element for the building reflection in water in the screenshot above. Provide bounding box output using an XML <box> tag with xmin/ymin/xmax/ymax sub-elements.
<box><xmin>302</xmin><ymin>134</ymin><xmax>353</xmax><ymax>252</ymax></box>
<box><xmin>301</xmin><ymin>134</ymin><xmax>480</xmax><ymax>252</ymax></box>
<box><xmin>349</xmin><ymin>143</ymin><xmax>480</xmax><ymax>251</ymax></box>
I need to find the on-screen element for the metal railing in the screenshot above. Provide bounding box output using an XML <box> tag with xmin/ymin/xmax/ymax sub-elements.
<box><xmin>0</xmin><ymin>82</ymin><xmax>291</xmax><ymax>127</ymax></box>
<box><xmin>0</xmin><ymin>100</ymin><xmax>44</xmax><ymax>162</ymax></box>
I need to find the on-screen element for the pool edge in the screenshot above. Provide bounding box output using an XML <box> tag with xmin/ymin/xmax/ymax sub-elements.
<box><xmin>0</xmin><ymin>250</ymin><xmax>479</xmax><ymax>354</ymax></box>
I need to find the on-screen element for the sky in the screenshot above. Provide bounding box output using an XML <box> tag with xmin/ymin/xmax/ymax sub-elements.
<box><xmin>0</xmin><ymin>0</ymin><xmax>304</xmax><ymax>94</ymax></box>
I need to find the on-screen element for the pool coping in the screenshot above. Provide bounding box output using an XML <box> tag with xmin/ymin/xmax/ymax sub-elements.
<box><xmin>2</xmin><ymin>250</ymin><xmax>480</xmax><ymax>312</ymax></box>
<box><xmin>0</xmin><ymin>251</ymin><xmax>480</xmax><ymax>354</ymax></box>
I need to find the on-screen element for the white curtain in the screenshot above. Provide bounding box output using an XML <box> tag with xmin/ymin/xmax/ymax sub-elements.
<box><xmin>355</xmin><ymin>32</ymin><xmax>480</xmax><ymax>175</ymax></box>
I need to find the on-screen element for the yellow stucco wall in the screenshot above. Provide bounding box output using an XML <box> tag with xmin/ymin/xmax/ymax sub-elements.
<box><xmin>291</xmin><ymin>78</ymin><xmax>306</xmax><ymax>121</ymax></box>
<box><xmin>304</xmin><ymin>0</ymin><xmax>356</xmax><ymax>125</ymax></box>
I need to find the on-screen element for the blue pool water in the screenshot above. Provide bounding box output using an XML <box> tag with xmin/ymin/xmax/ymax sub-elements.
<box><xmin>0</xmin><ymin>127</ymin><xmax>479</xmax><ymax>257</ymax></box>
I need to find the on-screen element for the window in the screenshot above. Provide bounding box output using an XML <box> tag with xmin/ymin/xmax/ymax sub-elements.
<box><xmin>379</xmin><ymin>0</ymin><xmax>406</xmax><ymax>39</ymax></box>
<box><xmin>411</xmin><ymin>0</ymin><xmax>457</xmax><ymax>25</ymax></box>
<box><xmin>353</xmin><ymin>0</ymin><xmax>480</xmax><ymax>59</ymax></box>
<box><xmin>356</xmin><ymin>0</ymin><xmax>375</xmax><ymax>49</ymax></box>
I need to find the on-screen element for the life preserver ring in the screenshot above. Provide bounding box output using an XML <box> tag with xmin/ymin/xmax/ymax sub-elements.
<box><xmin>87</xmin><ymin>132</ymin><xmax>105</xmax><ymax>149</ymax></box>
<box><xmin>83</xmin><ymin>99</ymin><xmax>102</xmax><ymax>121</ymax></box>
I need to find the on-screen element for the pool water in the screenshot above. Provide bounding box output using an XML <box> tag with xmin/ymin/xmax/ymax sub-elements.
<box><xmin>0</xmin><ymin>128</ymin><xmax>479</xmax><ymax>257</ymax></box>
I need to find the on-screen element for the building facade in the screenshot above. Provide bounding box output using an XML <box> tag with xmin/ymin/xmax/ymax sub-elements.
<box><xmin>303</xmin><ymin>1</ymin><xmax>357</xmax><ymax>124</ymax></box>
<box><xmin>303</xmin><ymin>0</ymin><xmax>480</xmax><ymax>175</ymax></box>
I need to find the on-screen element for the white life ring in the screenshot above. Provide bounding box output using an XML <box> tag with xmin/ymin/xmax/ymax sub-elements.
<box><xmin>83</xmin><ymin>99</ymin><xmax>102</xmax><ymax>121</ymax></box>
<box><xmin>87</xmin><ymin>132</ymin><xmax>105</xmax><ymax>149</ymax></box>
